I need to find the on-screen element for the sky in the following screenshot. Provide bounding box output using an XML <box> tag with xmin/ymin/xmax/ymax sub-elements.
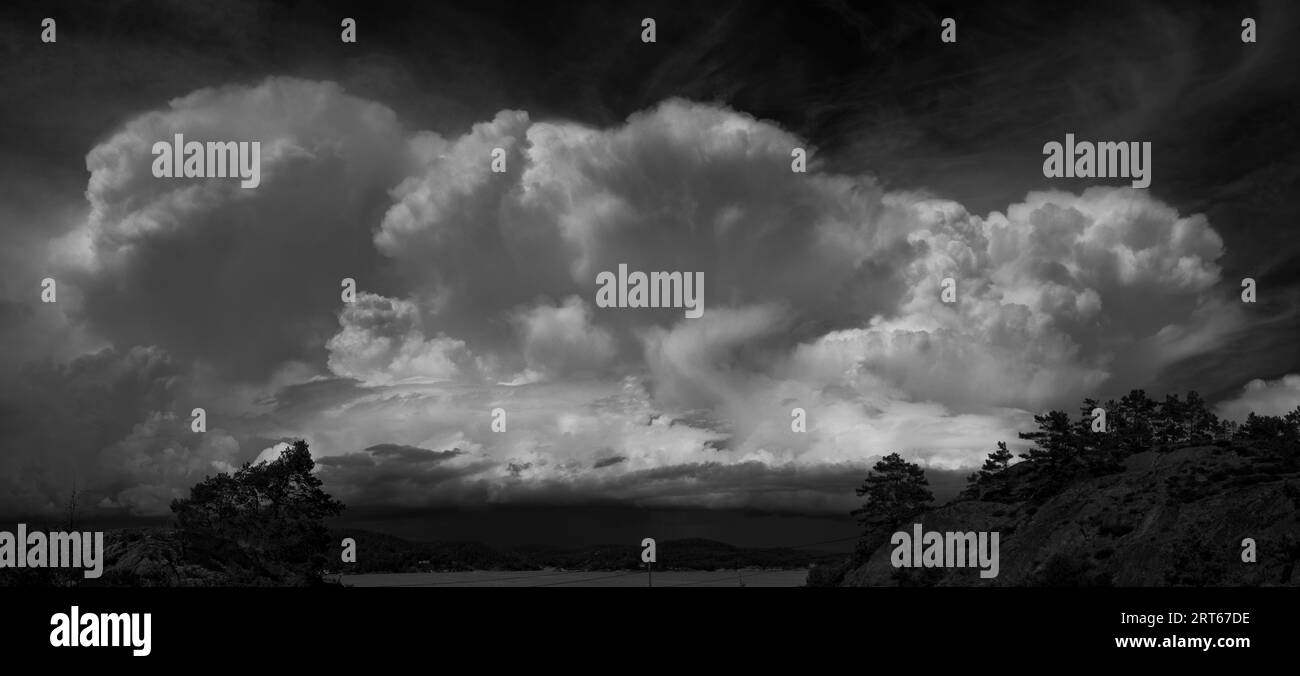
<box><xmin>0</xmin><ymin>0</ymin><xmax>1297</xmax><ymax>545</ymax></box>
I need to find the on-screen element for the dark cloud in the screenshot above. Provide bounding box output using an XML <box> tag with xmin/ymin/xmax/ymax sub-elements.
<box><xmin>364</xmin><ymin>444</ymin><xmax>465</xmax><ymax>464</ymax></box>
<box><xmin>0</xmin><ymin>346</ymin><xmax>195</xmax><ymax>515</ymax></box>
<box><xmin>316</xmin><ymin>453</ymin><xmax>377</xmax><ymax>469</ymax></box>
<box><xmin>311</xmin><ymin>441</ymin><xmax>972</xmax><ymax>515</ymax></box>
<box><xmin>316</xmin><ymin>443</ymin><xmax>497</xmax><ymax>508</ymax></box>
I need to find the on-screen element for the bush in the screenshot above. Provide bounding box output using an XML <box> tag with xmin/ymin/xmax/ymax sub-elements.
<box><xmin>1029</xmin><ymin>552</ymin><xmax>1113</xmax><ymax>587</ymax></box>
<box><xmin>805</xmin><ymin>559</ymin><xmax>851</xmax><ymax>587</ymax></box>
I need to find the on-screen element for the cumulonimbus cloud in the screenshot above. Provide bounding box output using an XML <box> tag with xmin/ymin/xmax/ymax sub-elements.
<box><xmin>304</xmin><ymin>96</ymin><xmax>1236</xmax><ymax>509</ymax></box>
<box><xmin>346</xmin><ymin>97</ymin><xmax>1233</xmax><ymax>414</ymax></box>
<box><xmin>2</xmin><ymin>79</ymin><xmax>1247</xmax><ymax>516</ymax></box>
<box><xmin>54</xmin><ymin>77</ymin><xmax>412</xmax><ymax>380</ymax></box>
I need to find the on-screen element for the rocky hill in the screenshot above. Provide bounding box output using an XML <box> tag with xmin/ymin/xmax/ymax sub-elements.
<box><xmin>838</xmin><ymin>441</ymin><xmax>1300</xmax><ymax>586</ymax></box>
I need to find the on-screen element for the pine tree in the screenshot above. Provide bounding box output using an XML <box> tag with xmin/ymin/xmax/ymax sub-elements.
<box><xmin>1220</xmin><ymin>419</ymin><xmax>1239</xmax><ymax>441</ymax></box>
<box><xmin>1103</xmin><ymin>399</ymin><xmax>1123</xmax><ymax>431</ymax></box>
<box><xmin>961</xmin><ymin>442</ymin><xmax>1015</xmax><ymax>499</ymax></box>
<box><xmin>1075</xmin><ymin>397</ymin><xmax>1106</xmax><ymax>454</ymax></box>
<box><xmin>1183</xmin><ymin>391</ymin><xmax>1217</xmax><ymax>442</ymax></box>
<box><xmin>1117</xmin><ymin>389</ymin><xmax>1156</xmax><ymax>451</ymax></box>
<box><xmin>1018</xmin><ymin>410</ymin><xmax>1074</xmax><ymax>463</ymax></box>
<box><xmin>1238</xmin><ymin>412</ymin><xmax>1298</xmax><ymax>444</ymax></box>
<box><xmin>851</xmin><ymin>453</ymin><xmax>933</xmax><ymax>534</ymax></box>
<box><xmin>983</xmin><ymin>441</ymin><xmax>1014</xmax><ymax>473</ymax></box>
<box><xmin>1156</xmin><ymin>393</ymin><xmax>1187</xmax><ymax>445</ymax></box>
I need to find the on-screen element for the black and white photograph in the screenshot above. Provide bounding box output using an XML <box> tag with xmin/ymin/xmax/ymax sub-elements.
<box><xmin>0</xmin><ymin>0</ymin><xmax>1296</xmax><ymax>663</ymax></box>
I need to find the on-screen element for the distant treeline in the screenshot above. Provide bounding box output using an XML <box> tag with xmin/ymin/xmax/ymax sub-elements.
<box><xmin>326</xmin><ymin>532</ymin><xmax>844</xmax><ymax>575</ymax></box>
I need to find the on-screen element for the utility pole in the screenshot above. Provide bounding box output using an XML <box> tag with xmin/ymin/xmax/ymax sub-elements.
<box><xmin>65</xmin><ymin>474</ymin><xmax>79</xmax><ymax>530</ymax></box>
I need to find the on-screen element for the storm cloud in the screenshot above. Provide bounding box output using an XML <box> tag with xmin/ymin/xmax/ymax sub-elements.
<box><xmin>0</xmin><ymin>67</ymin><xmax>1286</xmax><ymax>518</ymax></box>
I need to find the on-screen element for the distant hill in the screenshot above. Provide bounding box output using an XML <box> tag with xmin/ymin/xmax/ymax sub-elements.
<box><xmin>831</xmin><ymin>441</ymin><xmax>1300</xmax><ymax>586</ymax></box>
<box><xmin>327</xmin><ymin>531</ymin><xmax>843</xmax><ymax>574</ymax></box>
<box><xmin>0</xmin><ymin>527</ymin><xmax>843</xmax><ymax>587</ymax></box>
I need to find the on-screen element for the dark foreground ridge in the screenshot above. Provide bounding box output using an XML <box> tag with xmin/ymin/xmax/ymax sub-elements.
<box><xmin>812</xmin><ymin>391</ymin><xmax>1300</xmax><ymax>587</ymax></box>
<box><xmin>839</xmin><ymin>443</ymin><xmax>1300</xmax><ymax>586</ymax></box>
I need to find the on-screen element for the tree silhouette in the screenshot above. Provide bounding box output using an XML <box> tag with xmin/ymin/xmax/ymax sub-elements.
<box><xmin>1156</xmin><ymin>394</ymin><xmax>1186</xmax><ymax>445</ymax></box>
<box><xmin>1116</xmin><ymin>389</ymin><xmax>1157</xmax><ymax>450</ymax></box>
<box><xmin>1237</xmin><ymin>411</ymin><xmax>1300</xmax><ymax>445</ymax></box>
<box><xmin>1183</xmin><ymin>391</ymin><xmax>1215</xmax><ymax>442</ymax></box>
<box><xmin>171</xmin><ymin>439</ymin><xmax>344</xmax><ymax>586</ymax></box>
<box><xmin>1018</xmin><ymin>410</ymin><xmax>1074</xmax><ymax>464</ymax></box>
<box><xmin>826</xmin><ymin>391</ymin><xmax>1300</xmax><ymax>587</ymax></box>
<box><xmin>961</xmin><ymin>442</ymin><xmax>1015</xmax><ymax>500</ymax></box>
<box><xmin>982</xmin><ymin>441</ymin><xmax>1014</xmax><ymax>473</ymax></box>
<box><xmin>851</xmin><ymin>453</ymin><xmax>933</xmax><ymax>535</ymax></box>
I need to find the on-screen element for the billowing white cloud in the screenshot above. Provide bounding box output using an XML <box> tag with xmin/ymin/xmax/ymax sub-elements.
<box><xmin>511</xmin><ymin>295</ymin><xmax>615</xmax><ymax>379</ymax></box>
<box><xmin>372</xmin><ymin>98</ymin><xmax>916</xmax><ymax>358</ymax></box>
<box><xmin>253</xmin><ymin>441</ymin><xmax>294</xmax><ymax>466</ymax></box>
<box><xmin>53</xmin><ymin>77</ymin><xmax>411</xmax><ymax>379</ymax></box>
<box><xmin>2</xmin><ymin>84</ymin><xmax>1251</xmax><ymax>516</ymax></box>
<box><xmin>326</xmin><ymin>292</ymin><xmax>481</xmax><ymax>385</ymax></box>
<box><xmin>798</xmin><ymin>187</ymin><xmax>1233</xmax><ymax>412</ymax></box>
